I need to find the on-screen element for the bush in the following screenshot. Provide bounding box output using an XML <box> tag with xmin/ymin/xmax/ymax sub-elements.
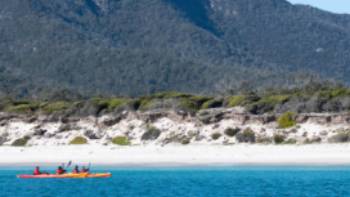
<box><xmin>227</xmin><ymin>96</ymin><xmax>246</xmax><ymax>107</ymax></box>
<box><xmin>273</xmin><ymin>134</ymin><xmax>285</xmax><ymax>144</ymax></box>
<box><xmin>5</xmin><ymin>103</ymin><xmax>39</xmax><ymax>113</ymax></box>
<box><xmin>304</xmin><ymin>137</ymin><xmax>322</xmax><ymax>144</ymax></box>
<box><xmin>112</xmin><ymin>136</ymin><xmax>130</xmax><ymax>146</ymax></box>
<box><xmin>92</xmin><ymin>98</ymin><xmax>129</xmax><ymax>111</ymax></box>
<box><xmin>141</xmin><ymin>126</ymin><xmax>161</xmax><ymax>141</ymax></box>
<box><xmin>69</xmin><ymin>136</ymin><xmax>88</xmax><ymax>145</ymax></box>
<box><xmin>12</xmin><ymin>136</ymin><xmax>30</xmax><ymax>146</ymax></box>
<box><xmin>256</xmin><ymin>136</ymin><xmax>273</xmax><ymax>144</ymax></box>
<box><xmin>277</xmin><ymin>112</ymin><xmax>296</xmax><ymax>128</ymax></box>
<box><xmin>236</xmin><ymin>128</ymin><xmax>256</xmax><ymax>143</ymax></box>
<box><xmin>211</xmin><ymin>133</ymin><xmax>222</xmax><ymax>140</ymax></box>
<box><xmin>181</xmin><ymin>138</ymin><xmax>191</xmax><ymax>145</ymax></box>
<box><xmin>201</xmin><ymin>99</ymin><xmax>223</xmax><ymax>109</ymax></box>
<box><xmin>328</xmin><ymin>131</ymin><xmax>350</xmax><ymax>143</ymax></box>
<box><xmin>224</xmin><ymin>128</ymin><xmax>240</xmax><ymax>137</ymax></box>
<box><xmin>284</xmin><ymin>138</ymin><xmax>297</xmax><ymax>144</ymax></box>
<box><xmin>42</xmin><ymin>101</ymin><xmax>71</xmax><ymax>113</ymax></box>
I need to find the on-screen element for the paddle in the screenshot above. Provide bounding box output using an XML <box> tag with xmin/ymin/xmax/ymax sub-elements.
<box><xmin>88</xmin><ymin>162</ymin><xmax>91</xmax><ymax>171</ymax></box>
<box><xmin>66</xmin><ymin>160</ymin><xmax>72</xmax><ymax>170</ymax></box>
<box><xmin>61</xmin><ymin>161</ymin><xmax>72</xmax><ymax>170</ymax></box>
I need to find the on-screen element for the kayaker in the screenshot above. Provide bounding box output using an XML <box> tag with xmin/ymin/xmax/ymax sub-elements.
<box><xmin>33</xmin><ymin>166</ymin><xmax>41</xmax><ymax>175</ymax></box>
<box><xmin>81</xmin><ymin>166</ymin><xmax>90</xmax><ymax>173</ymax></box>
<box><xmin>56</xmin><ymin>166</ymin><xmax>66</xmax><ymax>175</ymax></box>
<box><xmin>72</xmin><ymin>165</ymin><xmax>80</xmax><ymax>174</ymax></box>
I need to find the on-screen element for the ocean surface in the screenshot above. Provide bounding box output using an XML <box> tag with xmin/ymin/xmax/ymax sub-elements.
<box><xmin>1</xmin><ymin>166</ymin><xmax>350</xmax><ymax>197</ymax></box>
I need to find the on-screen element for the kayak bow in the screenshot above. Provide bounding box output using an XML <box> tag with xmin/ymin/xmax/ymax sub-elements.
<box><xmin>17</xmin><ymin>173</ymin><xmax>112</xmax><ymax>179</ymax></box>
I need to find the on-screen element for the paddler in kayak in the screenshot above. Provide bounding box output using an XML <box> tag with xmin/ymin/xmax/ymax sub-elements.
<box><xmin>72</xmin><ymin>165</ymin><xmax>80</xmax><ymax>174</ymax></box>
<box><xmin>56</xmin><ymin>166</ymin><xmax>67</xmax><ymax>175</ymax></box>
<box><xmin>81</xmin><ymin>166</ymin><xmax>90</xmax><ymax>173</ymax></box>
<box><xmin>33</xmin><ymin>166</ymin><xmax>49</xmax><ymax>175</ymax></box>
<box><xmin>33</xmin><ymin>166</ymin><xmax>42</xmax><ymax>175</ymax></box>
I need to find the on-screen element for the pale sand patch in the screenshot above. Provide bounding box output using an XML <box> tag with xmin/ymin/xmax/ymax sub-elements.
<box><xmin>1</xmin><ymin>144</ymin><xmax>350</xmax><ymax>166</ymax></box>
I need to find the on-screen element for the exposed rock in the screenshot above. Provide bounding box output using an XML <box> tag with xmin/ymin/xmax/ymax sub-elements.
<box><xmin>0</xmin><ymin>132</ymin><xmax>8</xmax><ymax>145</ymax></box>
<box><xmin>84</xmin><ymin>130</ymin><xmax>101</xmax><ymax>140</ymax></box>
<box><xmin>33</xmin><ymin>128</ymin><xmax>47</xmax><ymax>136</ymax></box>
<box><xmin>162</xmin><ymin>132</ymin><xmax>192</xmax><ymax>145</ymax></box>
<box><xmin>101</xmin><ymin>112</ymin><xmax>128</xmax><ymax>126</ymax></box>
<box><xmin>57</xmin><ymin>123</ymin><xmax>81</xmax><ymax>133</ymax></box>
<box><xmin>197</xmin><ymin>109</ymin><xmax>224</xmax><ymax>124</ymax></box>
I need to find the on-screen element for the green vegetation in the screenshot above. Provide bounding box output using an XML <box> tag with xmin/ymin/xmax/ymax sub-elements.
<box><xmin>328</xmin><ymin>131</ymin><xmax>350</xmax><ymax>143</ymax></box>
<box><xmin>69</xmin><ymin>136</ymin><xmax>88</xmax><ymax>145</ymax></box>
<box><xmin>211</xmin><ymin>133</ymin><xmax>222</xmax><ymax>140</ymax></box>
<box><xmin>141</xmin><ymin>126</ymin><xmax>161</xmax><ymax>141</ymax></box>
<box><xmin>201</xmin><ymin>99</ymin><xmax>223</xmax><ymax>109</ymax></box>
<box><xmin>284</xmin><ymin>138</ymin><xmax>297</xmax><ymax>144</ymax></box>
<box><xmin>273</xmin><ymin>134</ymin><xmax>285</xmax><ymax>144</ymax></box>
<box><xmin>247</xmin><ymin>95</ymin><xmax>290</xmax><ymax>114</ymax></box>
<box><xmin>92</xmin><ymin>97</ymin><xmax>130</xmax><ymax>111</ymax></box>
<box><xmin>256</xmin><ymin>136</ymin><xmax>273</xmax><ymax>144</ymax></box>
<box><xmin>224</xmin><ymin>128</ymin><xmax>240</xmax><ymax>137</ymax></box>
<box><xmin>278</xmin><ymin>112</ymin><xmax>296</xmax><ymax>128</ymax></box>
<box><xmin>181</xmin><ymin>138</ymin><xmax>191</xmax><ymax>145</ymax></box>
<box><xmin>138</xmin><ymin>92</ymin><xmax>211</xmax><ymax>111</ymax></box>
<box><xmin>236</xmin><ymin>128</ymin><xmax>256</xmax><ymax>143</ymax></box>
<box><xmin>227</xmin><ymin>96</ymin><xmax>246</xmax><ymax>107</ymax></box>
<box><xmin>112</xmin><ymin>136</ymin><xmax>130</xmax><ymax>146</ymax></box>
<box><xmin>2</xmin><ymin>85</ymin><xmax>350</xmax><ymax>116</ymax></box>
<box><xmin>12</xmin><ymin>136</ymin><xmax>30</xmax><ymax>146</ymax></box>
<box><xmin>42</xmin><ymin>101</ymin><xmax>72</xmax><ymax>113</ymax></box>
<box><xmin>5</xmin><ymin>103</ymin><xmax>39</xmax><ymax>113</ymax></box>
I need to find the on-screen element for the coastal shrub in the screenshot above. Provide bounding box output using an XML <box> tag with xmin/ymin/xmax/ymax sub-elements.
<box><xmin>328</xmin><ymin>131</ymin><xmax>350</xmax><ymax>143</ymax></box>
<box><xmin>284</xmin><ymin>138</ymin><xmax>297</xmax><ymax>144</ymax></box>
<box><xmin>92</xmin><ymin>98</ymin><xmax>130</xmax><ymax>111</ymax></box>
<box><xmin>42</xmin><ymin>101</ymin><xmax>71</xmax><ymax>113</ymax></box>
<box><xmin>227</xmin><ymin>95</ymin><xmax>246</xmax><ymax>107</ymax></box>
<box><xmin>211</xmin><ymin>132</ymin><xmax>222</xmax><ymax>140</ymax></box>
<box><xmin>141</xmin><ymin>126</ymin><xmax>161</xmax><ymax>141</ymax></box>
<box><xmin>152</xmin><ymin>92</ymin><xmax>191</xmax><ymax>99</ymax></box>
<box><xmin>236</xmin><ymin>128</ymin><xmax>256</xmax><ymax>143</ymax></box>
<box><xmin>201</xmin><ymin>99</ymin><xmax>223</xmax><ymax>109</ymax></box>
<box><xmin>181</xmin><ymin>138</ymin><xmax>191</xmax><ymax>145</ymax></box>
<box><xmin>69</xmin><ymin>136</ymin><xmax>88</xmax><ymax>145</ymax></box>
<box><xmin>12</xmin><ymin>136</ymin><xmax>30</xmax><ymax>146</ymax></box>
<box><xmin>224</xmin><ymin>128</ymin><xmax>240</xmax><ymax>137</ymax></box>
<box><xmin>277</xmin><ymin>112</ymin><xmax>296</xmax><ymax>128</ymax></box>
<box><xmin>304</xmin><ymin>137</ymin><xmax>322</xmax><ymax>144</ymax></box>
<box><xmin>112</xmin><ymin>136</ymin><xmax>130</xmax><ymax>146</ymax></box>
<box><xmin>273</xmin><ymin>134</ymin><xmax>285</xmax><ymax>144</ymax></box>
<box><xmin>247</xmin><ymin>95</ymin><xmax>290</xmax><ymax>114</ymax></box>
<box><xmin>256</xmin><ymin>136</ymin><xmax>273</xmax><ymax>144</ymax></box>
<box><xmin>5</xmin><ymin>103</ymin><xmax>39</xmax><ymax>113</ymax></box>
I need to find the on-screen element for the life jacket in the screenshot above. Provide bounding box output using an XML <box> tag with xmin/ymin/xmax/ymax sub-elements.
<box><xmin>56</xmin><ymin>168</ymin><xmax>65</xmax><ymax>175</ymax></box>
<box><xmin>33</xmin><ymin>168</ymin><xmax>41</xmax><ymax>175</ymax></box>
<box><xmin>72</xmin><ymin>169</ymin><xmax>79</xmax><ymax>174</ymax></box>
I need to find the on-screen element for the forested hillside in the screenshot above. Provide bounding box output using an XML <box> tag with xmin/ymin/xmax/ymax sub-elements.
<box><xmin>0</xmin><ymin>0</ymin><xmax>349</xmax><ymax>98</ymax></box>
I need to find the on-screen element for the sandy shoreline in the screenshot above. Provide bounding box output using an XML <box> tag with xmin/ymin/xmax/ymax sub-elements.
<box><xmin>1</xmin><ymin>144</ymin><xmax>350</xmax><ymax>166</ymax></box>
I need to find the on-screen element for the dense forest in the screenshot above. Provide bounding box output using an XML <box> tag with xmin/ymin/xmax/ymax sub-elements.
<box><xmin>0</xmin><ymin>0</ymin><xmax>350</xmax><ymax>98</ymax></box>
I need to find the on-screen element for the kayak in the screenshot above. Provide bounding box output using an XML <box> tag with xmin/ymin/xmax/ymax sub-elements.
<box><xmin>17</xmin><ymin>173</ymin><xmax>112</xmax><ymax>179</ymax></box>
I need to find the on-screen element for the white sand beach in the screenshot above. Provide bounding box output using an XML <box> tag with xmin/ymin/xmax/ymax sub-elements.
<box><xmin>1</xmin><ymin>144</ymin><xmax>350</xmax><ymax>166</ymax></box>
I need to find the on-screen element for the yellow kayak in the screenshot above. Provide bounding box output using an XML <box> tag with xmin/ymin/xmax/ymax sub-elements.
<box><xmin>18</xmin><ymin>173</ymin><xmax>112</xmax><ymax>179</ymax></box>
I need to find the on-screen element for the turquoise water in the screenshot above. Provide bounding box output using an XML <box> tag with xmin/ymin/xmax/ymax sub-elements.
<box><xmin>1</xmin><ymin>166</ymin><xmax>350</xmax><ymax>196</ymax></box>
